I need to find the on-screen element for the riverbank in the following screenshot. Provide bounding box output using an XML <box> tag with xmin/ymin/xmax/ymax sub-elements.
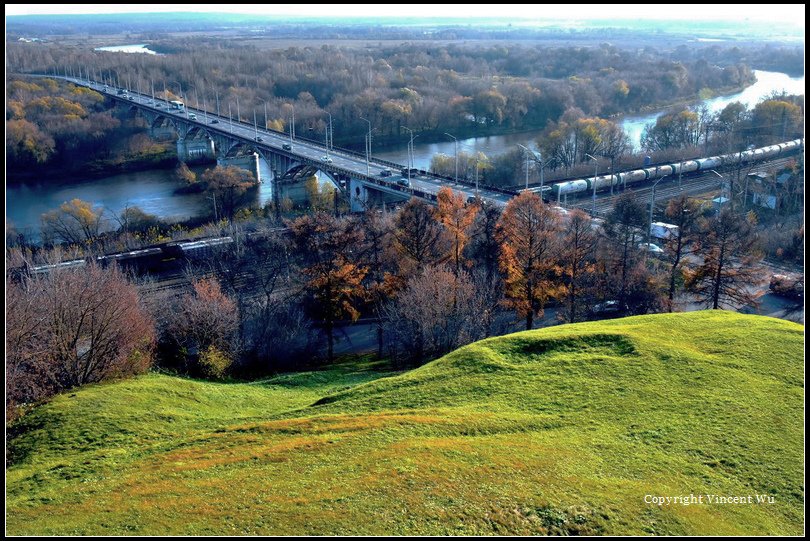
<box><xmin>7</xmin><ymin>149</ymin><xmax>178</xmax><ymax>186</ymax></box>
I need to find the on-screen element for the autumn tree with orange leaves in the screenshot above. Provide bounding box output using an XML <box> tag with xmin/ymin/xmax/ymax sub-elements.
<box><xmin>497</xmin><ymin>191</ymin><xmax>561</xmax><ymax>330</ymax></box>
<box><xmin>436</xmin><ymin>187</ymin><xmax>479</xmax><ymax>275</ymax></box>
<box><xmin>289</xmin><ymin>213</ymin><xmax>367</xmax><ymax>362</ymax></box>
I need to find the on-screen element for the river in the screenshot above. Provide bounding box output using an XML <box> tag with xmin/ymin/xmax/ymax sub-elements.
<box><xmin>7</xmin><ymin>70</ymin><xmax>803</xmax><ymax>241</ymax></box>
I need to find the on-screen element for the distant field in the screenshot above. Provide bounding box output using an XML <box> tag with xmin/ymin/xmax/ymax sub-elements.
<box><xmin>6</xmin><ymin>312</ymin><xmax>804</xmax><ymax>535</ymax></box>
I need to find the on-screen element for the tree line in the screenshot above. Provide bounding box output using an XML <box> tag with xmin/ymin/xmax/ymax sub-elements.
<box><xmin>7</xmin><ymin>39</ymin><xmax>762</xmax><ymax>152</ymax></box>
<box><xmin>7</xmin><ymin>188</ymin><xmax>769</xmax><ymax>420</ymax></box>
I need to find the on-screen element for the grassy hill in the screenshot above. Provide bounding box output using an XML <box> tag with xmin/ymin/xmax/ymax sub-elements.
<box><xmin>6</xmin><ymin>311</ymin><xmax>804</xmax><ymax>535</ymax></box>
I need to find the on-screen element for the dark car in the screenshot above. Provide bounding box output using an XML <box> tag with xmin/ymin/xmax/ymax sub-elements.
<box><xmin>254</xmin><ymin>136</ymin><xmax>264</xmax><ymax>142</ymax></box>
<box><xmin>282</xmin><ymin>143</ymin><xmax>292</xmax><ymax>150</ymax></box>
<box><xmin>210</xmin><ymin>119</ymin><xmax>219</xmax><ymax>124</ymax></box>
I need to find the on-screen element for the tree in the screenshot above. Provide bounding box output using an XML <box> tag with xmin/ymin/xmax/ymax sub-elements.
<box><xmin>357</xmin><ymin>210</ymin><xmax>398</xmax><ymax>359</ymax></box>
<box><xmin>175</xmin><ymin>162</ymin><xmax>197</xmax><ymax>184</ymax></box>
<box><xmin>558</xmin><ymin>210</ymin><xmax>598</xmax><ymax>322</ymax></box>
<box><xmin>165</xmin><ymin>277</ymin><xmax>239</xmax><ymax>377</ymax></box>
<box><xmin>662</xmin><ymin>196</ymin><xmax>701</xmax><ymax>310</ymax></box>
<box><xmin>384</xmin><ymin>265</ymin><xmax>478</xmax><ymax>365</ymax></box>
<box><xmin>6</xmin><ymin>263</ymin><xmax>155</xmax><ymax>416</ymax></box>
<box><xmin>685</xmin><ymin>209</ymin><xmax>763</xmax><ymax>310</ymax></box>
<box><xmin>436</xmin><ymin>187</ymin><xmax>479</xmax><ymax>275</ymax></box>
<box><xmin>601</xmin><ymin>193</ymin><xmax>647</xmax><ymax>308</ymax></box>
<box><xmin>6</xmin><ymin>118</ymin><xmax>55</xmax><ymax>166</ymax></box>
<box><xmin>393</xmin><ymin>198</ymin><xmax>448</xmax><ymax>274</ymax></box>
<box><xmin>498</xmin><ymin>191</ymin><xmax>561</xmax><ymax>330</ymax></box>
<box><xmin>40</xmin><ymin>198</ymin><xmax>106</xmax><ymax>245</ymax></box>
<box><xmin>466</xmin><ymin>199</ymin><xmax>502</xmax><ymax>274</ymax></box>
<box><xmin>201</xmin><ymin>165</ymin><xmax>255</xmax><ymax>221</ymax></box>
<box><xmin>289</xmin><ymin>213</ymin><xmax>367</xmax><ymax>362</ymax></box>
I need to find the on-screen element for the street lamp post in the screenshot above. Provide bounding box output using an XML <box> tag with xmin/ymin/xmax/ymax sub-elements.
<box><xmin>648</xmin><ymin>171</ymin><xmax>667</xmax><ymax>246</ymax></box>
<box><xmin>709</xmin><ymin>169</ymin><xmax>725</xmax><ymax>215</ymax></box>
<box><xmin>585</xmin><ymin>153</ymin><xmax>598</xmax><ymax>216</ymax></box>
<box><xmin>517</xmin><ymin>144</ymin><xmax>534</xmax><ymax>190</ymax></box>
<box><xmin>403</xmin><ymin>126</ymin><xmax>417</xmax><ymax>184</ymax></box>
<box><xmin>326</xmin><ymin>112</ymin><xmax>333</xmax><ymax>151</ymax></box>
<box><xmin>360</xmin><ymin>117</ymin><xmax>372</xmax><ymax>176</ymax></box>
<box><xmin>444</xmin><ymin>133</ymin><xmax>459</xmax><ymax>182</ymax></box>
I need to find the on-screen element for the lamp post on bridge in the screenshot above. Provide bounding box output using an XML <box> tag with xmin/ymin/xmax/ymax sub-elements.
<box><xmin>360</xmin><ymin>117</ymin><xmax>373</xmax><ymax>176</ymax></box>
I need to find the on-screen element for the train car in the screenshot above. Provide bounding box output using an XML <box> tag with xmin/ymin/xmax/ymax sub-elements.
<box><xmin>588</xmin><ymin>174</ymin><xmax>618</xmax><ymax>192</ymax></box>
<box><xmin>551</xmin><ymin>179</ymin><xmax>589</xmax><ymax>198</ymax></box>
<box><xmin>28</xmin><ymin>258</ymin><xmax>88</xmax><ymax>276</ymax></box>
<box><xmin>98</xmin><ymin>247</ymin><xmax>171</xmax><ymax>275</ymax></box>
<box><xmin>177</xmin><ymin>236</ymin><xmax>234</xmax><ymax>260</ymax></box>
<box><xmin>695</xmin><ymin>156</ymin><xmax>722</xmax><ymax>171</ymax></box>
<box><xmin>622</xmin><ymin>169</ymin><xmax>647</xmax><ymax>186</ymax></box>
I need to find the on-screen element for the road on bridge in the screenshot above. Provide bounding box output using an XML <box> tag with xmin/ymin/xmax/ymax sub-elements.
<box><xmin>55</xmin><ymin>75</ymin><xmax>516</xmax><ymax>208</ymax></box>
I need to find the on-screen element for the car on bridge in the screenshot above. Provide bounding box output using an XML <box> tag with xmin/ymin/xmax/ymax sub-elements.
<box><xmin>321</xmin><ymin>156</ymin><xmax>333</xmax><ymax>163</ymax></box>
<box><xmin>380</xmin><ymin>168</ymin><xmax>392</xmax><ymax>177</ymax></box>
<box><xmin>282</xmin><ymin>143</ymin><xmax>292</xmax><ymax>150</ymax></box>
<box><xmin>210</xmin><ymin>119</ymin><xmax>219</xmax><ymax>124</ymax></box>
<box><xmin>397</xmin><ymin>177</ymin><xmax>411</xmax><ymax>187</ymax></box>
<box><xmin>254</xmin><ymin>136</ymin><xmax>263</xmax><ymax>142</ymax></box>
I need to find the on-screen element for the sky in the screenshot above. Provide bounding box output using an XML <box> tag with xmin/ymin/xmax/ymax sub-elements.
<box><xmin>4</xmin><ymin>3</ymin><xmax>806</xmax><ymax>28</ymax></box>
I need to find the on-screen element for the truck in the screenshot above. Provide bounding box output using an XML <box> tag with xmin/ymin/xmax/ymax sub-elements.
<box><xmin>650</xmin><ymin>222</ymin><xmax>679</xmax><ymax>241</ymax></box>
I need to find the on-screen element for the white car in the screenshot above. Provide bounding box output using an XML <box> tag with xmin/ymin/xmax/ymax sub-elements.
<box><xmin>638</xmin><ymin>242</ymin><xmax>664</xmax><ymax>255</ymax></box>
<box><xmin>321</xmin><ymin>156</ymin><xmax>333</xmax><ymax>163</ymax></box>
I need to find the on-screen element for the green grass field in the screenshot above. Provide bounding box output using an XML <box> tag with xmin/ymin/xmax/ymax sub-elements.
<box><xmin>6</xmin><ymin>311</ymin><xmax>804</xmax><ymax>535</ymax></box>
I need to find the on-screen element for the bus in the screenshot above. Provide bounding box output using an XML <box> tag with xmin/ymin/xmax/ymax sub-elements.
<box><xmin>169</xmin><ymin>100</ymin><xmax>184</xmax><ymax>111</ymax></box>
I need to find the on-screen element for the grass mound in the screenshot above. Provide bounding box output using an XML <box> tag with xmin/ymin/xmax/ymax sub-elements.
<box><xmin>6</xmin><ymin>312</ymin><xmax>804</xmax><ymax>535</ymax></box>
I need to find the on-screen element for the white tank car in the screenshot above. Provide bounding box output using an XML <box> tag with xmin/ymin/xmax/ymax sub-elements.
<box><xmin>696</xmin><ymin>156</ymin><xmax>722</xmax><ymax>170</ymax></box>
<box><xmin>551</xmin><ymin>179</ymin><xmax>589</xmax><ymax>197</ymax></box>
<box><xmin>622</xmin><ymin>169</ymin><xmax>647</xmax><ymax>185</ymax></box>
<box><xmin>589</xmin><ymin>174</ymin><xmax>618</xmax><ymax>192</ymax></box>
<box><xmin>681</xmin><ymin>160</ymin><xmax>699</xmax><ymax>174</ymax></box>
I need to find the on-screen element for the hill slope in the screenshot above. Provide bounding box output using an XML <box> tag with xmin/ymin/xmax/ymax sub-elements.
<box><xmin>6</xmin><ymin>312</ymin><xmax>804</xmax><ymax>535</ymax></box>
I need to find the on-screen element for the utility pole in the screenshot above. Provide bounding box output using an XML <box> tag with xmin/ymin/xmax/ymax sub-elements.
<box><xmin>585</xmin><ymin>153</ymin><xmax>598</xmax><ymax>216</ymax></box>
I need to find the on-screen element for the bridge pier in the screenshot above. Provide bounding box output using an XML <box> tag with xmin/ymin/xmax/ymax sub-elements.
<box><xmin>177</xmin><ymin>137</ymin><xmax>215</xmax><ymax>163</ymax></box>
<box><xmin>217</xmin><ymin>153</ymin><xmax>261</xmax><ymax>183</ymax></box>
<box><xmin>349</xmin><ymin>178</ymin><xmax>370</xmax><ymax>212</ymax></box>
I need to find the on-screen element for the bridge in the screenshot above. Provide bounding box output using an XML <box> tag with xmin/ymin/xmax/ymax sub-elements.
<box><xmin>51</xmin><ymin>75</ymin><xmax>517</xmax><ymax>211</ymax></box>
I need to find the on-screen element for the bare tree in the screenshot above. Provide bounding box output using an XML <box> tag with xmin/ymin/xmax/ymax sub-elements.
<box><xmin>663</xmin><ymin>196</ymin><xmax>701</xmax><ymax>310</ymax></box>
<box><xmin>601</xmin><ymin>193</ymin><xmax>647</xmax><ymax>308</ymax></box>
<box><xmin>384</xmin><ymin>265</ymin><xmax>478</xmax><ymax>365</ymax></box>
<box><xmin>165</xmin><ymin>277</ymin><xmax>240</xmax><ymax>377</ymax></box>
<box><xmin>393</xmin><ymin>198</ymin><xmax>448</xmax><ymax>274</ymax></box>
<box><xmin>7</xmin><ymin>263</ymin><xmax>155</xmax><ymax>417</ymax></box>
<box><xmin>40</xmin><ymin>198</ymin><xmax>107</xmax><ymax>245</ymax></box>
<box><xmin>558</xmin><ymin>210</ymin><xmax>598</xmax><ymax>322</ymax></box>
<box><xmin>685</xmin><ymin>209</ymin><xmax>764</xmax><ymax>309</ymax></box>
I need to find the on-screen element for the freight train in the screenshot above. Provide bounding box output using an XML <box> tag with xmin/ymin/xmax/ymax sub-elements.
<box><xmin>17</xmin><ymin>236</ymin><xmax>234</xmax><ymax>279</ymax></box>
<box><xmin>548</xmin><ymin>138</ymin><xmax>803</xmax><ymax>201</ymax></box>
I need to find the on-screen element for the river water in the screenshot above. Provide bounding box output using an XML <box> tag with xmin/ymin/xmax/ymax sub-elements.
<box><xmin>7</xmin><ymin>70</ymin><xmax>803</xmax><ymax>241</ymax></box>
